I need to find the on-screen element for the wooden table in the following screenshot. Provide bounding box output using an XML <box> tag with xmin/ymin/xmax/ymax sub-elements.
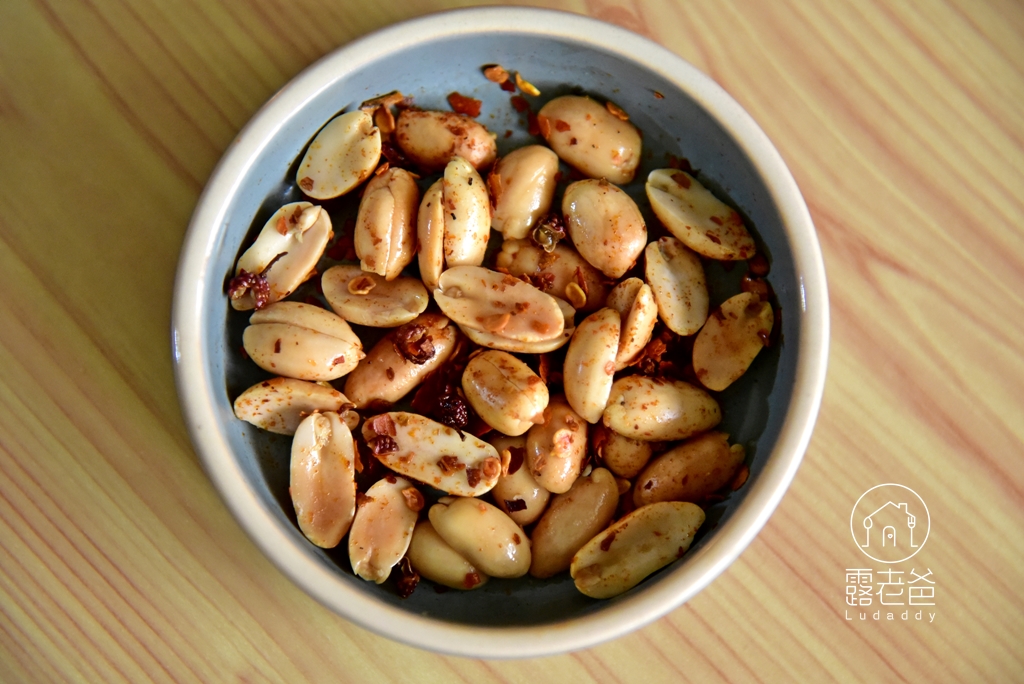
<box><xmin>2</xmin><ymin>0</ymin><xmax>1021</xmax><ymax>681</ymax></box>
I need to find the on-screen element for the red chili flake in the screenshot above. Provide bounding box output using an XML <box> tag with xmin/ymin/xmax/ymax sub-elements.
<box><xmin>463</xmin><ymin>571</ymin><xmax>482</xmax><ymax>588</ymax></box>
<box><xmin>239</xmin><ymin>346</ymin><xmax>249</xmax><ymax>361</ymax></box>
<box><xmin>600</xmin><ymin>531</ymin><xmax>617</xmax><ymax>552</ymax></box>
<box><xmin>298</xmin><ymin>177</ymin><xmax>314</xmax><ymax>192</ymax></box>
<box><xmin>504</xmin><ymin>129</ymin><xmax>513</xmax><ymax>138</ymax></box>
<box><xmin>385</xmin><ymin>367</ymin><xmax>395</xmax><ymax>381</ymax></box>
<box><xmin>332</xmin><ymin>355</ymin><xmax>345</xmax><ymax>366</ymax></box>
<box><xmin>437</xmin><ymin>385</ymin><xmax>469</xmax><ymax>431</ymax></box>
<box><xmin>512</xmin><ymin>533</ymin><xmax>522</xmax><ymax>545</ymax></box>
<box><xmin>506</xmin><ymin>446</ymin><xmax>525</xmax><ymax>476</ymax></box>
<box><xmin>447</xmin><ymin>92</ymin><xmax>482</xmax><ymax>118</ymax></box>
<box><xmin>677</xmin><ymin>546</ymin><xmax>687</xmax><ymax>558</ymax></box>
<box><xmin>747</xmin><ymin>253</ymin><xmax>770</xmax><ymax>277</ymax></box>
<box><xmin>554</xmin><ymin>119</ymin><xmax>571</xmax><ymax>132</ymax></box>
<box><xmin>465</xmin><ymin>467</ymin><xmax>482</xmax><ymax>488</ymax></box>
<box><xmin>227</xmin><ymin>269</ymin><xmax>271</xmax><ymax>310</ymax></box>
<box><xmin>710</xmin><ymin>216</ymin><xmax>723</xmax><ymax>225</ymax></box>
<box><xmin>392</xmin><ymin>323</ymin><xmax>435</xmax><ymax>364</ymax></box>
<box><xmin>437</xmin><ymin>455</ymin><xmax>465</xmax><ymax>475</ymax></box>
<box><xmin>514</xmin><ymin>301</ymin><xmax>530</xmax><ymax>313</ymax></box>
<box><xmin>653</xmin><ymin>90</ymin><xmax>664</xmax><ymax>99</ymax></box>
<box><xmin>356</xmin><ymin>493</ymin><xmax>375</xmax><ymax>508</ymax></box>
<box><xmin>381</xmin><ymin>140</ymin><xmax>409</xmax><ymax>168</ymax></box>
<box><xmin>740</xmin><ymin>273</ymin><xmax>773</xmax><ymax>301</ymax></box>
<box><xmin>535</xmin><ymin>114</ymin><xmax>551</xmax><ymax>138</ymax></box>
<box><xmin>527</xmin><ymin>111</ymin><xmax>541</xmax><ymax>136</ymax></box>
<box><xmin>369</xmin><ymin>413</ymin><xmax>397</xmax><ymax>437</ymax></box>
<box><xmin>707</xmin><ymin>233</ymin><xmax>722</xmax><ymax>245</ymax></box>
<box><xmin>401</xmin><ymin>487</ymin><xmax>425</xmax><ymax>512</ymax></box>
<box><xmin>505</xmin><ymin>498</ymin><xmax>528</xmax><ymax>513</ymax></box>
<box><xmin>667</xmin><ymin>154</ymin><xmax>695</xmax><ymax>174</ymax></box>
<box><xmin>500</xmin><ymin>80</ymin><xmax>516</xmax><ymax>92</ymax></box>
<box><xmin>369</xmin><ymin>435</ymin><xmax>398</xmax><ymax>456</ymax></box>
<box><xmin>396</xmin><ymin>556</ymin><xmax>420</xmax><ymax>599</ymax></box>
<box><xmin>510</xmin><ymin>95</ymin><xmax>530</xmax><ymax>113</ymax></box>
<box><xmin>569</xmin><ymin>137</ymin><xmax>577</xmax><ymax>146</ymax></box>
<box><xmin>273</xmin><ymin>339</ymin><xmax>282</xmax><ymax>353</ymax></box>
<box><xmin>384</xmin><ymin>473</ymin><xmax>398</xmax><ymax>484</ymax></box>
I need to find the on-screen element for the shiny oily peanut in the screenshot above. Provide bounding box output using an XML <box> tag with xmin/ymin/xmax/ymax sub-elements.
<box><xmin>571</xmin><ymin>501</ymin><xmax>706</xmax><ymax>599</ymax></box>
<box><xmin>434</xmin><ymin>266</ymin><xmax>564</xmax><ymax>343</ymax></box>
<box><xmin>530</xmin><ymin>467</ymin><xmax>619</xmax><ymax>579</ymax></box>
<box><xmin>442</xmin><ymin>157</ymin><xmax>491</xmax><ymax>268</ymax></box>
<box><xmin>416</xmin><ymin>179</ymin><xmax>445</xmax><ymax>291</ymax></box>
<box><xmin>526</xmin><ymin>396</ymin><xmax>588</xmax><ymax>494</ymax></box>
<box><xmin>232</xmin><ymin>203</ymin><xmax>332</xmax><ymax>311</ymax></box>
<box><xmin>645</xmin><ymin>236</ymin><xmax>709</xmax><ymax>336</ymax></box>
<box><xmin>242</xmin><ymin>301</ymin><xmax>364</xmax><ymax>381</ymax></box>
<box><xmin>462</xmin><ymin>350</ymin><xmax>548</xmax><ymax>436</ymax></box>
<box><xmin>562</xmin><ymin>179</ymin><xmax>646</xmax><ymax>279</ymax></box>
<box><xmin>603</xmin><ymin>376</ymin><xmax>721</xmax><ymax>442</ymax></box>
<box><xmin>296</xmin><ymin>110</ymin><xmax>381</xmax><ymax>200</ymax></box>
<box><xmin>361</xmin><ymin>412</ymin><xmax>501</xmax><ymax>497</ymax></box>
<box><xmin>354</xmin><ymin>167</ymin><xmax>419</xmax><ymax>280</ymax></box>
<box><xmin>605</xmin><ymin>279</ymin><xmax>657</xmax><ymax>370</ymax></box>
<box><xmin>348</xmin><ymin>475</ymin><xmax>420</xmax><ymax>583</ymax></box>
<box><xmin>428</xmin><ymin>497</ymin><xmax>531</xmax><ymax>578</ymax></box>
<box><xmin>495</xmin><ymin>239</ymin><xmax>608</xmax><ymax>312</ymax></box>
<box><xmin>634</xmin><ymin>432</ymin><xmax>745</xmax><ymax>506</ymax></box>
<box><xmin>460</xmin><ymin>323</ymin><xmax>575</xmax><ymax>354</ymax></box>
<box><xmin>489</xmin><ymin>145</ymin><xmax>559</xmax><ymax>240</ymax></box>
<box><xmin>407</xmin><ymin>520</ymin><xmax>489</xmax><ymax>590</ymax></box>
<box><xmin>692</xmin><ymin>292</ymin><xmax>774</xmax><ymax>391</ymax></box>
<box><xmin>646</xmin><ymin>169</ymin><xmax>756</xmax><ymax>260</ymax></box>
<box><xmin>394</xmin><ymin>109</ymin><xmax>497</xmax><ymax>172</ymax></box>
<box><xmin>563</xmin><ymin>308</ymin><xmax>620</xmax><ymax>424</ymax></box>
<box><xmin>321</xmin><ymin>265</ymin><xmax>428</xmax><ymax>328</ymax></box>
<box><xmin>290</xmin><ymin>411</ymin><xmax>357</xmax><ymax>548</ymax></box>
<box><xmin>343</xmin><ymin>313</ymin><xmax>457</xmax><ymax>409</ymax></box>
<box><xmin>233</xmin><ymin>377</ymin><xmax>357</xmax><ymax>435</ymax></box>
<box><xmin>537</xmin><ymin>95</ymin><xmax>641</xmax><ymax>184</ymax></box>
<box><xmin>597</xmin><ymin>426</ymin><xmax>653</xmax><ymax>479</ymax></box>
<box><xmin>489</xmin><ymin>435</ymin><xmax>550</xmax><ymax>526</ymax></box>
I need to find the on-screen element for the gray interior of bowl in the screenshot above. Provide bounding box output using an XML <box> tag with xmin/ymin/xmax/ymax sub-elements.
<box><xmin>206</xmin><ymin>32</ymin><xmax>797</xmax><ymax>626</ymax></box>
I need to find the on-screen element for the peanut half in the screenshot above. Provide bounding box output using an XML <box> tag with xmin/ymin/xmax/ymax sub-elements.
<box><xmin>571</xmin><ymin>501</ymin><xmax>705</xmax><ymax>598</ymax></box>
<box><xmin>297</xmin><ymin>110</ymin><xmax>381</xmax><ymax>200</ymax></box>
<box><xmin>290</xmin><ymin>411</ymin><xmax>357</xmax><ymax>548</ymax></box>
<box><xmin>349</xmin><ymin>475</ymin><xmax>420</xmax><ymax>583</ymax></box>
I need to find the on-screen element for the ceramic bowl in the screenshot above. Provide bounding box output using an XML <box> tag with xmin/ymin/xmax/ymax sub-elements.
<box><xmin>172</xmin><ymin>7</ymin><xmax>828</xmax><ymax>658</ymax></box>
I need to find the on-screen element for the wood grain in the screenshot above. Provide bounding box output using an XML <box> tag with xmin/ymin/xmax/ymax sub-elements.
<box><xmin>1</xmin><ymin>0</ymin><xmax>1022</xmax><ymax>681</ymax></box>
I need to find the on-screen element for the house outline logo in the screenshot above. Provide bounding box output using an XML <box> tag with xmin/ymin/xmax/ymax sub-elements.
<box><xmin>850</xmin><ymin>484</ymin><xmax>930</xmax><ymax>563</ymax></box>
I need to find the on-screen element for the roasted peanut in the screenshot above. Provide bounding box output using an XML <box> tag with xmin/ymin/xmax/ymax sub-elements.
<box><xmin>407</xmin><ymin>520</ymin><xmax>489</xmax><ymax>590</ymax></box>
<box><xmin>645</xmin><ymin>237</ymin><xmax>709</xmax><ymax>336</ymax></box>
<box><xmin>416</xmin><ymin>179</ymin><xmax>445</xmax><ymax>291</ymax></box>
<box><xmin>563</xmin><ymin>308</ymin><xmax>620</xmax><ymax>424</ymax></box>
<box><xmin>562</xmin><ymin>179</ymin><xmax>646</xmax><ymax>279</ymax></box>
<box><xmin>428</xmin><ymin>497</ymin><xmax>531</xmax><ymax>578</ymax></box>
<box><xmin>537</xmin><ymin>95</ymin><xmax>641</xmax><ymax>184</ymax></box>
<box><xmin>348</xmin><ymin>475</ymin><xmax>420</xmax><ymax>583</ymax></box>
<box><xmin>233</xmin><ymin>377</ymin><xmax>357</xmax><ymax>435</ymax></box>
<box><xmin>595</xmin><ymin>425</ymin><xmax>653</xmax><ymax>479</ymax></box>
<box><xmin>242</xmin><ymin>301</ymin><xmax>364</xmax><ymax>381</ymax></box>
<box><xmin>231</xmin><ymin>203</ymin><xmax>332</xmax><ymax>311</ymax></box>
<box><xmin>603</xmin><ymin>376</ymin><xmax>721</xmax><ymax>441</ymax></box>
<box><xmin>605</xmin><ymin>278</ymin><xmax>657</xmax><ymax>370</ymax></box>
<box><xmin>495</xmin><ymin>239</ymin><xmax>608</xmax><ymax>312</ymax></box>
<box><xmin>489</xmin><ymin>435</ymin><xmax>549</xmax><ymax>526</ymax></box>
<box><xmin>321</xmin><ymin>265</ymin><xmax>428</xmax><ymax>328</ymax></box>
<box><xmin>296</xmin><ymin>110</ymin><xmax>381</xmax><ymax>200</ymax></box>
<box><xmin>343</xmin><ymin>314</ymin><xmax>458</xmax><ymax>408</ymax></box>
<box><xmin>442</xmin><ymin>157</ymin><xmax>491</xmax><ymax>268</ymax></box>
<box><xmin>434</xmin><ymin>266</ymin><xmax>564</xmax><ymax>343</ymax></box>
<box><xmin>530</xmin><ymin>467</ymin><xmax>618</xmax><ymax>578</ymax></box>
<box><xmin>571</xmin><ymin>502</ymin><xmax>705</xmax><ymax>598</ymax></box>
<box><xmin>395</xmin><ymin>109</ymin><xmax>497</xmax><ymax>172</ymax></box>
<box><xmin>526</xmin><ymin>396</ymin><xmax>588</xmax><ymax>494</ymax></box>
<box><xmin>646</xmin><ymin>169</ymin><xmax>756</xmax><ymax>260</ymax></box>
<box><xmin>462</xmin><ymin>350</ymin><xmax>548</xmax><ymax>436</ymax></box>
<box><xmin>692</xmin><ymin>292</ymin><xmax>774</xmax><ymax>391</ymax></box>
<box><xmin>361</xmin><ymin>412</ymin><xmax>501</xmax><ymax>497</ymax></box>
<box><xmin>354</xmin><ymin>167</ymin><xmax>419</xmax><ymax>280</ymax></box>
<box><xmin>634</xmin><ymin>432</ymin><xmax>745</xmax><ymax>506</ymax></box>
<box><xmin>290</xmin><ymin>411</ymin><xmax>357</xmax><ymax>548</ymax></box>
<box><xmin>488</xmin><ymin>145</ymin><xmax>559</xmax><ymax>239</ymax></box>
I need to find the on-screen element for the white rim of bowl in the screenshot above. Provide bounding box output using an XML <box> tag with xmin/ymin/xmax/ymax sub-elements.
<box><xmin>172</xmin><ymin>6</ymin><xmax>829</xmax><ymax>659</ymax></box>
